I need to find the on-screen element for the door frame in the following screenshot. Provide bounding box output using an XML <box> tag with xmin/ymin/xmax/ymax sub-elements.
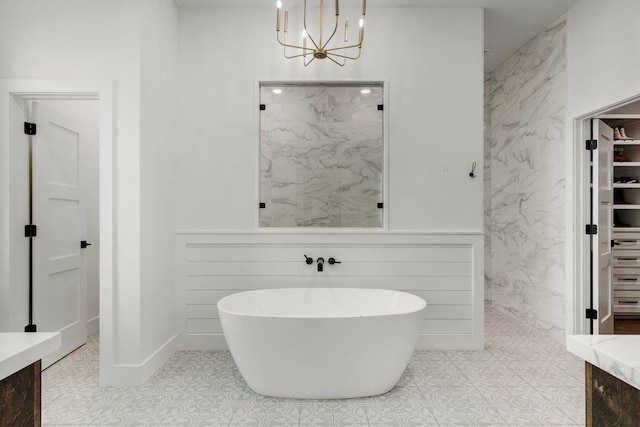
<box><xmin>569</xmin><ymin>113</ymin><xmax>592</xmax><ymax>336</ymax></box>
<box><xmin>570</xmin><ymin>95</ymin><xmax>640</xmax><ymax>336</ymax></box>
<box><xmin>0</xmin><ymin>79</ymin><xmax>114</xmax><ymax>379</ymax></box>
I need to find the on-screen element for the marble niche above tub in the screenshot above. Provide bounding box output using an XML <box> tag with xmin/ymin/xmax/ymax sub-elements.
<box><xmin>259</xmin><ymin>83</ymin><xmax>384</xmax><ymax>228</ymax></box>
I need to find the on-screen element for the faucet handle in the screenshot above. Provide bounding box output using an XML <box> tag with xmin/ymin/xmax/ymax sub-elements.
<box><xmin>328</xmin><ymin>257</ymin><xmax>341</xmax><ymax>265</ymax></box>
<box><xmin>304</xmin><ymin>254</ymin><xmax>313</xmax><ymax>265</ymax></box>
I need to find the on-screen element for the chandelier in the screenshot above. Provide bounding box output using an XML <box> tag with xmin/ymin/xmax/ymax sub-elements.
<box><xmin>276</xmin><ymin>0</ymin><xmax>366</xmax><ymax>66</ymax></box>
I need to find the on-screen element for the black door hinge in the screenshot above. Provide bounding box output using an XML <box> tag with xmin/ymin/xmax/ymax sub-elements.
<box><xmin>586</xmin><ymin>308</ymin><xmax>598</xmax><ymax>319</ymax></box>
<box><xmin>586</xmin><ymin>224</ymin><xmax>598</xmax><ymax>235</ymax></box>
<box><xmin>24</xmin><ymin>122</ymin><xmax>37</xmax><ymax>136</ymax></box>
<box><xmin>259</xmin><ymin>104</ymin><xmax>266</xmax><ymax>111</ymax></box>
<box><xmin>377</xmin><ymin>104</ymin><xmax>383</xmax><ymax>111</ymax></box>
<box><xmin>586</xmin><ymin>139</ymin><xmax>597</xmax><ymax>150</ymax></box>
<box><xmin>24</xmin><ymin>224</ymin><xmax>37</xmax><ymax>237</ymax></box>
<box><xmin>377</xmin><ymin>203</ymin><xmax>383</xmax><ymax>209</ymax></box>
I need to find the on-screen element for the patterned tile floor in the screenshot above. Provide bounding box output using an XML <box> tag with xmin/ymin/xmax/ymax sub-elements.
<box><xmin>42</xmin><ymin>307</ymin><xmax>586</xmax><ymax>426</ymax></box>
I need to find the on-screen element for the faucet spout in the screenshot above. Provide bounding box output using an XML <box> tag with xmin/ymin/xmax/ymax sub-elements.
<box><xmin>317</xmin><ymin>257</ymin><xmax>325</xmax><ymax>272</ymax></box>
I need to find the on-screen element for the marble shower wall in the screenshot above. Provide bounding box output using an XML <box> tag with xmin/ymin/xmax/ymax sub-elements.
<box><xmin>486</xmin><ymin>16</ymin><xmax>567</xmax><ymax>343</ymax></box>
<box><xmin>260</xmin><ymin>85</ymin><xmax>383</xmax><ymax>227</ymax></box>
<box><xmin>484</xmin><ymin>73</ymin><xmax>492</xmax><ymax>303</ymax></box>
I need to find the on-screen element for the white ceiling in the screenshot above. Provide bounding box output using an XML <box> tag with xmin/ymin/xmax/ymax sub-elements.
<box><xmin>174</xmin><ymin>0</ymin><xmax>581</xmax><ymax>72</ymax></box>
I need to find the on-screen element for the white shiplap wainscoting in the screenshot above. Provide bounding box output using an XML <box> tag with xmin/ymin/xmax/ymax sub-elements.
<box><xmin>175</xmin><ymin>232</ymin><xmax>484</xmax><ymax>350</ymax></box>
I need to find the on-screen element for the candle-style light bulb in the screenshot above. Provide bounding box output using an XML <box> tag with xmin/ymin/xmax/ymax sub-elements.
<box><xmin>276</xmin><ymin>1</ymin><xmax>282</xmax><ymax>31</ymax></box>
<box><xmin>335</xmin><ymin>0</ymin><xmax>339</xmax><ymax>16</ymax></box>
<box><xmin>284</xmin><ymin>7</ymin><xmax>288</xmax><ymax>33</ymax></box>
<box><xmin>302</xmin><ymin>29</ymin><xmax>308</xmax><ymax>55</ymax></box>
<box><xmin>344</xmin><ymin>18</ymin><xmax>349</xmax><ymax>42</ymax></box>
<box><xmin>362</xmin><ymin>0</ymin><xmax>366</xmax><ymax>15</ymax></box>
<box><xmin>359</xmin><ymin>17</ymin><xmax>364</xmax><ymax>43</ymax></box>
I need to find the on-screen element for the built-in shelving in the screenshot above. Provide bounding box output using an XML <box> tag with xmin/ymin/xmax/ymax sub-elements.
<box><xmin>614</xmin><ymin>162</ymin><xmax>640</xmax><ymax>167</ymax></box>
<box><xmin>614</xmin><ymin>184</ymin><xmax>640</xmax><ymax>188</ymax></box>
<box><xmin>614</xmin><ymin>205</ymin><xmax>640</xmax><ymax>209</ymax></box>
<box><xmin>608</xmin><ymin>114</ymin><xmax>640</xmax><ymax>318</ymax></box>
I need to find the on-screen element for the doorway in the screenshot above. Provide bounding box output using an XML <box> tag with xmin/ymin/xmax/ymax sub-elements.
<box><xmin>573</xmin><ymin>97</ymin><xmax>640</xmax><ymax>336</ymax></box>
<box><xmin>0</xmin><ymin>79</ymin><xmax>114</xmax><ymax>382</ymax></box>
<box><xmin>28</xmin><ymin>99</ymin><xmax>99</xmax><ymax>366</ymax></box>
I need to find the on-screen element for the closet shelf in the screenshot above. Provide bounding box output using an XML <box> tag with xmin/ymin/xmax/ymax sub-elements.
<box><xmin>613</xmin><ymin>227</ymin><xmax>640</xmax><ymax>232</ymax></box>
<box><xmin>614</xmin><ymin>162</ymin><xmax>640</xmax><ymax>167</ymax></box>
<box><xmin>614</xmin><ymin>205</ymin><xmax>640</xmax><ymax>209</ymax></box>
<box><xmin>614</xmin><ymin>140</ymin><xmax>640</xmax><ymax>145</ymax></box>
<box><xmin>614</xmin><ymin>184</ymin><xmax>640</xmax><ymax>188</ymax></box>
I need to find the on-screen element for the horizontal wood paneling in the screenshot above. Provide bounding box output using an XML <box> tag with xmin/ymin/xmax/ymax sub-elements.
<box><xmin>186</xmin><ymin>261</ymin><xmax>472</xmax><ymax>277</ymax></box>
<box><xmin>185</xmin><ymin>289</ymin><xmax>472</xmax><ymax>307</ymax></box>
<box><xmin>187</xmin><ymin>318</ymin><xmax>223</xmax><ymax>334</ymax></box>
<box><xmin>185</xmin><ymin>275</ymin><xmax>473</xmax><ymax>291</ymax></box>
<box><xmin>186</xmin><ymin>246</ymin><xmax>473</xmax><ymax>262</ymax></box>
<box><xmin>176</xmin><ymin>232</ymin><xmax>484</xmax><ymax>350</ymax></box>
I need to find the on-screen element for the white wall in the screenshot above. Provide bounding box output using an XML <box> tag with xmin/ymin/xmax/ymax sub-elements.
<box><xmin>567</xmin><ymin>0</ymin><xmax>640</xmax><ymax>119</ymax></box>
<box><xmin>139</xmin><ymin>0</ymin><xmax>179</xmax><ymax>366</ymax></box>
<box><xmin>566</xmin><ymin>0</ymin><xmax>640</xmax><ymax>334</ymax></box>
<box><xmin>176</xmin><ymin>7</ymin><xmax>484</xmax><ymax>232</ymax></box>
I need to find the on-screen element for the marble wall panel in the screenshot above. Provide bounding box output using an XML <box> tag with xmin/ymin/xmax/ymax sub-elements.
<box><xmin>486</xmin><ymin>15</ymin><xmax>567</xmax><ymax>343</ymax></box>
<box><xmin>260</xmin><ymin>85</ymin><xmax>383</xmax><ymax>227</ymax></box>
<box><xmin>484</xmin><ymin>73</ymin><xmax>492</xmax><ymax>302</ymax></box>
<box><xmin>518</xmin><ymin>18</ymin><xmax>567</xmax><ymax>105</ymax></box>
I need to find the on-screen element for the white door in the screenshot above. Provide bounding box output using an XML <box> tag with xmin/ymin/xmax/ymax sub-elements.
<box><xmin>32</xmin><ymin>102</ymin><xmax>88</xmax><ymax>367</ymax></box>
<box><xmin>592</xmin><ymin>119</ymin><xmax>614</xmax><ymax>335</ymax></box>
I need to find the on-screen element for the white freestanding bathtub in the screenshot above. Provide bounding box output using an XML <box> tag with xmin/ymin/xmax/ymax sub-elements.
<box><xmin>217</xmin><ymin>287</ymin><xmax>426</xmax><ymax>399</ymax></box>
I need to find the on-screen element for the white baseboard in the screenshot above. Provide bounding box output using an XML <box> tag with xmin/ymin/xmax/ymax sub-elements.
<box><xmin>87</xmin><ymin>316</ymin><xmax>99</xmax><ymax>336</ymax></box>
<box><xmin>104</xmin><ymin>334</ymin><xmax>178</xmax><ymax>386</ymax></box>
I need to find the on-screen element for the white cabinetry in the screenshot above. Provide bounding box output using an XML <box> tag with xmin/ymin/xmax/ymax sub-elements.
<box><xmin>612</xmin><ymin>231</ymin><xmax>640</xmax><ymax>314</ymax></box>
<box><xmin>609</xmin><ymin>117</ymin><xmax>640</xmax><ymax>316</ymax></box>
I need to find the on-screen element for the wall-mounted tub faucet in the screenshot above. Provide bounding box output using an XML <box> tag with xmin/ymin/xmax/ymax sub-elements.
<box><xmin>305</xmin><ymin>255</ymin><xmax>339</xmax><ymax>272</ymax></box>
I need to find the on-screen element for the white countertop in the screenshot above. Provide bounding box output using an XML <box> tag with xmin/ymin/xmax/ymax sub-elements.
<box><xmin>567</xmin><ymin>334</ymin><xmax>640</xmax><ymax>390</ymax></box>
<box><xmin>0</xmin><ymin>332</ymin><xmax>61</xmax><ymax>381</ymax></box>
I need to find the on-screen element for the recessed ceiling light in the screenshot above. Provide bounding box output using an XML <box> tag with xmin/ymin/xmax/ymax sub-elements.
<box><xmin>272</xmin><ymin>88</ymin><xmax>283</xmax><ymax>94</ymax></box>
<box><xmin>360</xmin><ymin>88</ymin><xmax>371</xmax><ymax>94</ymax></box>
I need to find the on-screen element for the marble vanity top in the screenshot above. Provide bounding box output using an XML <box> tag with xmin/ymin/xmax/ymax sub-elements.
<box><xmin>0</xmin><ymin>332</ymin><xmax>61</xmax><ymax>381</ymax></box>
<box><xmin>567</xmin><ymin>334</ymin><xmax>640</xmax><ymax>390</ymax></box>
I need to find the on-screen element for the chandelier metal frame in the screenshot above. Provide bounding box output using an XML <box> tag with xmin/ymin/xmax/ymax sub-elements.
<box><xmin>276</xmin><ymin>0</ymin><xmax>367</xmax><ymax>66</ymax></box>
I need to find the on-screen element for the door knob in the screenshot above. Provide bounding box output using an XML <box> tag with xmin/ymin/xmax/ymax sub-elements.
<box><xmin>80</xmin><ymin>241</ymin><xmax>92</xmax><ymax>249</ymax></box>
